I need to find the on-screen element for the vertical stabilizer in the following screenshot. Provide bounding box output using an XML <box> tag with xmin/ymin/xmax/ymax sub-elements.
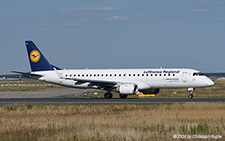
<box><xmin>25</xmin><ymin>41</ymin><xmax>54</xmax><ymax>72</ymax></box>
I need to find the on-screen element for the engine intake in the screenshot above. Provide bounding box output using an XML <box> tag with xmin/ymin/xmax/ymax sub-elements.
<box><xmin>117</xmin><ymin>84</ymin><xmax>138</xmax><ymax>95</ymax></box>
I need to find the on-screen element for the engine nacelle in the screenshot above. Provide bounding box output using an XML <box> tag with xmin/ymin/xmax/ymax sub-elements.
<box><xmin>117</xmin><ymin>84</ymin><xmax>138</xmax><ymax>95</ymax></box>
<box><xmin>140</xmin><ymin>88</ymin><xmax>160</xmax><ymax>94</ymax></box>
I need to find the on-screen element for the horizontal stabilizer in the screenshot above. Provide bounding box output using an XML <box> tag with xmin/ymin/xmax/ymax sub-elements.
<box><xmin>11</xmin><ymin>71</ymin><xmax>43</xmax><ymax>78</ymax></box>
<box><xmin>51</xmin><ymin>64</ymin><xmax>62</xmax><ymax>70</ymax></box>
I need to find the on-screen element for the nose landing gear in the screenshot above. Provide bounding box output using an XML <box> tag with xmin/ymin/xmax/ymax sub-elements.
<box><xmin>188</xmin><ymin>94</ymin><xmax>193</xmax><ymax>98</ymax></box>
<box><xmin>188</xmin><ymin>88</ymin><xmax>195</xmax><ymax>99</ymax></box>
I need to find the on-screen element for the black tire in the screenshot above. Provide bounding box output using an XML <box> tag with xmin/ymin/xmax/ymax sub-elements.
<box><xmin>188</xmin><ymin>94</ymin><xmax>193</xmax><ymax>99</ymax></box>
<box><xmin>119</xmin><ymin>94</ymin><xmax>128</xmax><ymax>99</ymax></box>
<box><xmin>104</xmin><ymin>93</ymin><xmax>113</xmax><ymax>99</ymax></box>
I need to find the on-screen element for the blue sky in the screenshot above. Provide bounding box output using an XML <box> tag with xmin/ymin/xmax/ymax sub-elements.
<box><xmin>0</xmin><ymin>0</ymin><xmax>225</xmax><ymax>74</ymax></box>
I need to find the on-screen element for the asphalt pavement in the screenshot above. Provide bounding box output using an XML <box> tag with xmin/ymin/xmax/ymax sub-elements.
<box><xmin>0</xmin><ymin>88</ymin><xmax>225</xmax><ymax>104</ymax></box>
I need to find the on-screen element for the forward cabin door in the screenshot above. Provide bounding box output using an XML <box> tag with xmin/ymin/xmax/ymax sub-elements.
<box><xmin>182</xmin><ymin>72</ymin><xmax>187</xmax><ymax>82</ymax></box>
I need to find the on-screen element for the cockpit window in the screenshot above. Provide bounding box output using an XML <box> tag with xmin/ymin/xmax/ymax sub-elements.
<box><xmin>193</xmin><ymin>72</ymin><xmax>200</xmax><ymax>76</ymax></box>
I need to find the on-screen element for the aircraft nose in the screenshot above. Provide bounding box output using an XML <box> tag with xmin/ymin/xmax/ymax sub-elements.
<box><xmin>205</xmin><ymin>78</ymin><xmax>214</xmax><ymax>86</ymax></box>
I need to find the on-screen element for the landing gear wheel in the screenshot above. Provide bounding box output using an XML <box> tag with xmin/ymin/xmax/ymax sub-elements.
<box><xmin>188</xmin><ymin>94</ymin><xmax>193</xmax><ymax>99</ymax></box>
<box><xmin>104</xmin><ymin>93</ymin><xmax>113</xmax><ymax>99</ymax></box>
<box><xmin>188</xmin><ymin>88</ymin><xmax>195</xmax><ymax>99</ymax></box>
<box><xmin>119</xmin><ymin>94</ymin><xmax>128</xmax><ymax>99</ymax></box>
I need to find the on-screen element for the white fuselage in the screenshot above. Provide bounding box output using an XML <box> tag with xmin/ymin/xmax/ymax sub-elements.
<box><xmin>33</xmin><ymin>68</ymin><xmax>214</xmax><ymax>91</ymax></box>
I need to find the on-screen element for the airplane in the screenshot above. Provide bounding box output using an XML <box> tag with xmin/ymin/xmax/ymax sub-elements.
<box><xmin>12</xmin><ymin>41</ymin><xmax>214</xmax><ymax>99</ymax></box>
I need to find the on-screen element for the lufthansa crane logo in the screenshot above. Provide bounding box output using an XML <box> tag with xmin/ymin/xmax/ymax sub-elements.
<box><xmin>30</xmin><ymin>50</ymin><xmax>41</xmax><ymax>63</ymax></box>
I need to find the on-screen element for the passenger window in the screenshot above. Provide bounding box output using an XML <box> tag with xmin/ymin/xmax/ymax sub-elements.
<box><xmin>70</xmin><ymin>74</ymin><xmax>72</xmax><ymax>77</ymax></box>
<box><xmin>146</xmin><ymin>74</ymin><xmax>148</xmax><ymax>76</ymax></box>
<box><xmin>124</xmin><ymin>74</ymin><xmax>126</xmax><ymax>77</ymax></box>
<box><xmin>159</xmin><ymin>74</ymin><xmax>161</xmax><ymax>76</ymax></box>
<box><xmin>65</xmin><ymin>74</ymin><xmax>68</xmax><ymax>77</ymax></box>
<box><xmin>90</xmin><ymin>74</ymin><xmax>92</xmax><ymax>77</ymax></box>
<box><xmin>78</xmin><ymin>74</ymin><xmax>80</xmax><ymax>77</ymax></box>
<box><xmin>86</xmin><ymin>74</ymin><xmax>88</xmax><ymax>77</ymax></box>
<box><xmin>164</xmin><ymin>74</ymin><xmax>166</xmax><ymax>76</ymax></box>
<box><xmin>97</xmin><ymin>74</ymin><xmax>100</xmax><ymax>77</ymax></box>
<box><xmin>138</xmin><ymin>74</ymin><xmax>140</xmax><ymax>76</ymax></box>
<box><xmin>168</xmin><ymin>74</ymin><xmax>170</xmax><ymax>76</ymax></box>
<box><xmin>129</xmin><ymin>74</ymin><xmax>131</xmax><ymax>76</ymax></box>
<box><xmin>173</xmin><ymin>74</ymin><xmax>175</xmax><ymax>76</ymax></box>
<box><xmin>106</xmin><ymin>74</ymin><xmax>108</xmax><ymax>77</ymax></box>
<box><xmin>114</xmin><ymin>74</ymin><xmax>117</xmax><ymax>77</ymax></box>
<box><xmin>142</xmin><ymin>74</ymin><xmax>144</xmax><ymax>76</ymax></box>
<box><xmin>101</xmin><ymin>74</ymin><xmax>104</xmax><ymax>77</ymax></box>
<box><xmin>133</xmin><ymin>74</ymin><xmax>135</xmax><ymax>76</ymax></box>
<box><xmin>155</xmin><ymin>74</ymin><xmax>157</xmax><ymax>76</ymax></box>
<box><xmin>110</xmin><ymin>74</ymin><xmax>112</xmax><ymax>77</ymax></box>
<box><xmin>119</xmin><ymin>74</ymin><xmax>121</xmax><ymax>76</ymax></box>
<box><xmin>151</xmin><ymin>74</ymin><xmax>153</xmax><ymax>76</ymax></box>
<box><xmin>82</xmin><ymin>74</ymin><xmax>84</xmax><ymax>77</ymax></box>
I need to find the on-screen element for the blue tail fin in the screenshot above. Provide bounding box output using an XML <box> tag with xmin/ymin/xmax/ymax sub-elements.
<box><xmin>25</xmin><ymin>41</ymin><xmax>61</xmax><ymax>72</ymax></box>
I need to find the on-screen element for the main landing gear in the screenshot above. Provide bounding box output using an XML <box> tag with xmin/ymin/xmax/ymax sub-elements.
<box><xmin>119</xmin><ymin>94</ymin><xmax>128</xmax><ymax>99</ymax></box>
<box><xmin>104</xmin><ymin>93</ymin><xmax>128</xmax><ymax>99</ymax></box>
<box><xmin>104</xmin><ymin>93</ymin><xmax>113</xmax><ymax>99</ymax></box>
<box><xmin>188</xmin><ymin>88</ymin><xmax>195</xmax><ymax>99</ymax></box>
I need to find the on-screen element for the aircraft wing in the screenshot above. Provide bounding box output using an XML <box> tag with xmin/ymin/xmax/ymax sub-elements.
<box><xmin>65</xmin><ymin>78</ymin><xmax>118</xmax><ymax>89</ymax></box>
<box><xmin>11</xmin><ymin>71</ymin><xmax>43</xmax><ymax>78</ymax></box>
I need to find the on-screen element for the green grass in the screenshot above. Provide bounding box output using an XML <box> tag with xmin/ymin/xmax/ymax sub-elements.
<box><xmin>0</xmin><ymin>103</ymin><xmax>224</xmax><ymax>140</ymax></box>
<box><xmin>0</xmin><ymin>80</ymin><xmax>63</xmax><ymax>91</ymax></box>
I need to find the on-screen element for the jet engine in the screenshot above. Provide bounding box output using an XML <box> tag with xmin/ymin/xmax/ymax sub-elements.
<box><xmin>117</xmin><ymin>84</ymin><xmax>138</xmax><ymax>95</ymax></box>
<box><xmin>140</xmin><ymin>88</ymin><xmax>160</xmax><ymax>94</ymax></box>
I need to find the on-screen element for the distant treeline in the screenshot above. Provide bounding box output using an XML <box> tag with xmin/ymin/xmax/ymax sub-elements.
<box><xmin>202</xmin><ymin>73</ymin><xmax>225</xmax><ymax>78</ymax></box>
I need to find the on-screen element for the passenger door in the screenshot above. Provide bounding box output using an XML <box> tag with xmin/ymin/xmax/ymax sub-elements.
<box><xmin>182</xmin><ymin>72</ymin><xmax>187</xmax><ymax>82</ymax></box>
